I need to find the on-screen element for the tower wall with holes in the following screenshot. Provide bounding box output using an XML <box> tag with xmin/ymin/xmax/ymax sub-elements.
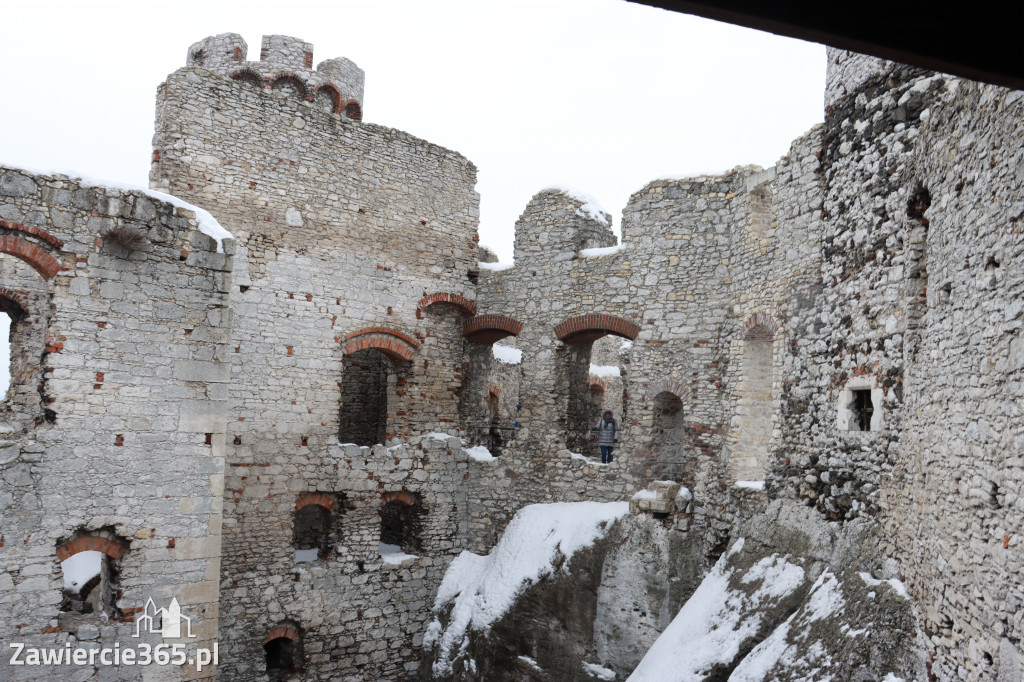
<box><xmin>0</xmin><ymin>167</ymin><xmax>231</xmax><ymax>681</ymax></box>
<box><xmin>150</xmin><ymin>34</ymin><xmax>482</xmax><ymax>678</ymax></box>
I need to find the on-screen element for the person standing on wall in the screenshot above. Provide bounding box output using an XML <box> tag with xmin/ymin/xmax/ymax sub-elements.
<box><xmin>593</xmin><ymin>410</ymin><xmax>620</xmax><ymax>464</ymax></box>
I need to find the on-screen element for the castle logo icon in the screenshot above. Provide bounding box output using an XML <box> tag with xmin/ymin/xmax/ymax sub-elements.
<box><xmin>134</xmin><ymin>597</ymin><xmax>196</xmax><ymax>639</ymax></box>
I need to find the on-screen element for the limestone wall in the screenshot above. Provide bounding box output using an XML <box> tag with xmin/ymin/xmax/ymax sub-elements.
<box><xmin>149</xmin><ymin>39</ymin><xmax>482</xmax><ymax>679</ymax></box>
<box><xmin>0</xmin><ymin>167</ymin><xmax>231</xmax><ymax>681</ymax></box>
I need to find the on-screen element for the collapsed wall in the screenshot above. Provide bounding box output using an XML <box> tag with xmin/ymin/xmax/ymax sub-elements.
<box><xmin>0</xmin><ymin>167</ymin><xmax>231</xmax><ymax>680</ymax></box>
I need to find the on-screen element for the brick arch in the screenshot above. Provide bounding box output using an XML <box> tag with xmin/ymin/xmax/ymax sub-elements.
<box><xmin>314</xmin><ymin>84</ymin><xmax>342</xmax><ymax>114</ymax></box>
<box><xmin>463</xmin><ymin>314</ymin><xmax>523</xmax><ymax>344</ymax></box>
<box><xmin>419</xmin><ymin>292</ymin><xmax>477</xmax><ymax>317</ymax></box>
<box><xmin>263</xmin><ymin>625</ymin><xmax>301</xmax><ymax>646</ymax></box>
<box><xmin>230</xmin><ymin>68</ymin><xmax>264</xmax><ymax>88</ymax></box>
<box><xmin>344</xmin><ymin>327</ymin><xmax>419</xmax><ymax>362</ymax></box>
<box><xmin>0</xmin><ymin>220</ymin><xmax>63</xmax><ymax>248</ymax></box>
<box><xmin>0</xmin><ymin>287</ymin><xmax>30</xmax><ymax>319</ymax></box>
<box><xmin>554</xmin><ymin>313</ymin><xmax>640</xmax><ymax>345</ymax></box>
<box><xmin>381</xmin><ymin>490</ymin><xmax>418</xmax><ymax>506</ymax></box>
<box><xmin>0</xmin><ymin>235</ymin><xmax>62</xmax><ymax>281</ymax></box>
<box><xmin>56</xmin><ymin>535</ymin><xmax>128</xmax><ymax>562</ymax></box>
<box><xmin>295</xmin><ymin>493</ymin><xmax>335</xmax><ymax>512</ymax></box>
<box><xmin>589</xmin><ymin>378</ymin><xmax>607</xmax><ymax>393</ymax></box>
<box><xmin>271</xmin><ymin>73</ymin><xmax>308</xmax><ymax>100</ymax></box>
<box><xmin>646</xmin><ymin>380</ymin><xmax>690</xmax><ymax>402</ymax></box>
<box><xmin>343</xmin><ymin>100</ymin><xmax>362</xmax><ymax>121</ymax></box>
<box><xmin>744</xmin><ymin>312</ymin><xmax>780</xmax><ymax>340</ymax></box>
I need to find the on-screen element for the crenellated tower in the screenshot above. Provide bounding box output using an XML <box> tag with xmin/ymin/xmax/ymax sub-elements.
<box><xmin>185</xmin><ymin>33</ymin><xmax>364</xmax><ymax>119</ymax></box>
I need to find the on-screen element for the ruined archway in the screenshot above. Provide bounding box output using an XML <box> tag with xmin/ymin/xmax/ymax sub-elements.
<box><xmin>554</xmin><ymin>314</ymin><xmax>639</xmax><ymax>454</ymax></box>
<box><xmin>340</xmin><ymin>329</ymin><xmax>418</xmax><ymax>445</ymax></box>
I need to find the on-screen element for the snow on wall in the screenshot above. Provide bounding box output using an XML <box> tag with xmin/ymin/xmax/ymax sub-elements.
<box><xmin>425</xmin><ymin>501</ymin><xmax>629</xmax><ymax>677</ymax></box>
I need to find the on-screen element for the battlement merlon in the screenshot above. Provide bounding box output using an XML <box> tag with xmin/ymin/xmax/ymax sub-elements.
<box><xmin>185</xmin><ymin>33</ymin><xmax>366</xmax><ymax>119</ymax></box>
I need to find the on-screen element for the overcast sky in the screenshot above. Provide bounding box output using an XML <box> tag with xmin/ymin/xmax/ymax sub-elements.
<box><xmin>2</xmin><ymin>0</ymin><xmax>825</xmax><ymax>262</ymax></box>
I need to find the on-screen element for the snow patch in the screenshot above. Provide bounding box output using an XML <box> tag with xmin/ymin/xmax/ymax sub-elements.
<box><xmin>465</xmin><ymin>445</ymin><xmax>496</xmax><ymax>462</ymax></box>
<box><xmin>858</xmin><ymin>571</ymin><xmax>910</xmax><ymax>599</ymax></box>
<box><xmin>581</xmin><ymin>244</ymin><xmax>626</xmax><ymax>258</ymax></box>
<box><xmin>583</xmin><ymin>661</ymin><xmax>617</xmax><ymax>679</ymax></box>
<box><xmin>428</xmin><ymin>502</ymin><xmax>629</xmax><ymax>676</ymax></box>
<box><xmin>544</xmin><ymin>185</ymin><xmax>610</xmax><ymax>226</ymax></box>
<box><xmin>735</xmin><ymin>480</ymin><xmax>766</xmax><ymax>491</ymax></box>
<box><xmin>518</xmin><ymin>656</ymin><xmax>543</xmax><ymax>672</ymax></box>
<box><xmin>724</xmin><ymin>571</ymin><xmax>842</xmax><ymax>681</ymax></box>
<box><xmin>294</xmin><ymin>548</ymin><xmax>319</xmax><ymax>563</ymax></box>
<box><xmin>479</xmin><ymin>261</ymin><xmax>514</xmax><ymax>271</ymax></box>
<box><xmin>627</xmin><ymin>540</ymin><xmax>806</xmax><ymax>682</ymax></box>
<box><xmin>493</xmin><ymin>344</ymin><xmax>523</xmax><ymax>365</ymax></box>
<box><xmin>618</xmin><ymin>339</ymin><xmax>633</xmax><ymax>354</ymax></box>
<box><xmin>61</xmin><ymin>551</ymin><xmax>102</xmax><ymax>593</ymax></box>
<box><xmin>631</xmin><ymin>489</ymin><xmax>658</xmax><ymax>501</ymax></box>
<box><xmin>5</xmin><ymin>163</ymin><xmax>233</xmax><ymax>252</ymax></box>
<box><xmin>424</xmin><ymin>432</ymin><xmax>456</xmax><ymax>441</ymax></box>
<box><xmin>590</xmin><ymin>364</ymin><xmax>621</xmax><ymax>378</ymax></box>
<box><xmin>570</xmin><ymin>451</ymin><xmax>607</xmax><ymax>466</ymax></box>
<box><xmin>379</xmin><ymin>542</ymin><xmax>418</xmax><ymax>565</ymax></box>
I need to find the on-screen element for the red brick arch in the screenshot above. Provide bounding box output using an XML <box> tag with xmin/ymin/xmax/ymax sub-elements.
<box><xmin>419</xmin><ymin>292</ymin><xmax>476</xmax><ymax>317</ymax></box>
<box><xmin>263</xmin><ymin>625</ymin><xmax>300</xmax><ymax>645</ymax></box>
<box><xmin>0</xmin><ymin>230</ymin><xmax>63</xmax><ymax>281</ymax></box>
<box><xmin>589</xmin><ymin>378</ymin><xmax>607</xmax><ymax>393</ymax></box>
<box><xmin>554</xmin><ymin>314</ymin><xmax>640</xmax><ymax>345</ymax></box>
<box><xmin>295</xmin><ymin>493</ymin><xmax>335</xmax><ymax>512</ymax></box>
<box><xmin>314</xmin><ymin>84</ymin><xmax>343</xmax><ymax>114</ymax></box>
<box><xmin>229</xmin><ymin>68</ymin><xmax>264</xmax><ymax>88</ymax></box>
<box><xmin>646</xmin><ymin>380</ymin><xmax>690</xmax><ymax>402</ymax></box>
<box><xmin>381</xmin><ymin>490</ymin><xmax>418</xmax><ymax>506</ymax></box>
<box><xmin>56</xmin><ymin>536</ymin><xmax>128</xmax><ymax>562</ymax></box>
<box><xmin>463</xmin><ymin>314</ymin><xmax>523</xmax><ymax>343</ymax></box>
<box><xmin>0</xmin><ymin>287</ymin><xmax>30</xmax><ymax>317</ymax></box>
<box><xmin>744</xmin><ymin>312</ymin><xmax>780</xmax><ymax>340</ymax></box>
<box><xmin>343</xmin><ymin>100</ymin><xmax>362</xmax><ymax>121</ymax></box>
<box><xmin>344</xmin><ymin>327</ymin><xmax>419</xmax><ymax>362</ymax></box>
<box><xmin>270</xmin><ymin>73</ymin><xmax>308</xmax><ymax>100</ymax></box>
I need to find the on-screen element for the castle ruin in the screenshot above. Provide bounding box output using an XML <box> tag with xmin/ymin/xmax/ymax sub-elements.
<box><xmin>0</xmin><ymin>32</ymin><xmax>1022</xmax><ymax>681</ymax></box>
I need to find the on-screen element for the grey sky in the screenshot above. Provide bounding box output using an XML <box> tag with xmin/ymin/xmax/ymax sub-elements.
<box><xmin>1</xmin><ymin>0</ymin><xmax>825</xmax><ymax>262</ymax></box>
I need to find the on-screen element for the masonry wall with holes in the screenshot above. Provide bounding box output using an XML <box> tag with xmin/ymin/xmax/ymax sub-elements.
<box><xmin>762</xmin><ymin>50</ymin><xmax>1024</xmax><ymax>679</ymax></box>
<box><xmin>149</xmin><ymin>36</ymin><xmax>481</xmax><ymax>679</ymax></box>
<box><xmin>0</xmin><ymin>168</ymin><xmax>230</xmax><ymax>681</ymax></box>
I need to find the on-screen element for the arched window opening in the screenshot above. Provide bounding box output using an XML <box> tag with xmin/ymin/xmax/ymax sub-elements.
<box><xmin>60</xmin><ymin>550</ymin><xmax>105</xmax><ymax>614</ymax></box>
<box><xmin>57</xmin><ymin>531</ymin><xmax>128</xmax><ymax>618</ymax></box>
<box><xmin>293</xmin><ymin>503</ymin><xmax>331</xmax><ymax>562</ymax></box>
<box><xmin>264</xmin><ymin>627</ymin><xmax>302</xmax><ymax>679</ymax></box>
<box><xmin>379</xmin><ymin>492</ymin><xmax>426</xmax><ymax>555</ymax></box>
<box><xmin>339</xmin><ymin>349</ymin><xmax>392</xmax><ymax>446</ymax></box>
<box><xmin>731</xmin><ymin>330</ymin><xmax>774</xmax><ymax>481</ymax></box>
<box><xmin>650</xmin><ymin>391</ymin><xmax>689</xmax><ymax>481</ymax></box>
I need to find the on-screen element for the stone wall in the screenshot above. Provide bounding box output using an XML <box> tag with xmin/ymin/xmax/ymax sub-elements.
<box><xmin>149</xmin><ymin>40</ymin><xmax>481</xmax><ymax>679</ymax></box>
<box><xmin>0</xmin><ymin>167</ymin><xmax>231</xmax><ymax>681</ymax></box>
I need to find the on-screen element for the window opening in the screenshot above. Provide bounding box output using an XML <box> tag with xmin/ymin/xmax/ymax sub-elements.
<box><xmin>851</xmin><ymin>389</ymin><xmax>874</xmax><ymax>432</ymax></box>
<box><xmin>0</xmin><ymin>311</ymin><xmax>10</xmax><ymax>396</ymax></box>
<box><xmin>380</xmin><ymin>493</ymin><xmax>426</xmax><ymax>555</ymax></box>
<box><xmin>339</xmin><ymin>349</ymin><xmax>391</xmax><ymax>446</ymax></box>
<box><xmin>265</xmin><ymin>637</ymin><xmax>301</xmax><ymax>678</ymax></box>
<box><xmin>293</xmin><ymin>504</ymin><xmax>331</xmax><ymax>562</ymax></box>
